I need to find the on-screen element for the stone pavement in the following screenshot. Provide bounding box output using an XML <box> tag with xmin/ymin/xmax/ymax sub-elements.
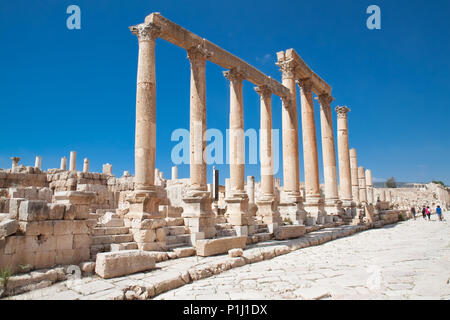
<box><xmin>155</xmin><ymin>215</ymin><xmax>450</xmax><ymax>300</ymax></box>
<box><xmin>4</xmin><ymin>215</ymin><xmax>449</xmax><ymax>300</ymax></box>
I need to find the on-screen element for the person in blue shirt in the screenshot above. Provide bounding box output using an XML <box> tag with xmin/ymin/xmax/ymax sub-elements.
<box><xmin>436</xmin><ymin>205</ymin><xmax>443</xmax><ymax>221</ymax></box>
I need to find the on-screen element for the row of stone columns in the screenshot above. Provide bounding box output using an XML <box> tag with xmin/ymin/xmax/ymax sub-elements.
<box><xmin>128</xmin><ymin>21</ymin><xmax>381</xmax><ymax>236</ymax></box>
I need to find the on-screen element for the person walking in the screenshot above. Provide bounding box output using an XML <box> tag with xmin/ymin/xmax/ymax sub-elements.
<box><xmin>436</xmin><ymin>205</ymin><xmax>443</xmax><ymax>221</ymax></box>
<box><xmin>410</xmin><ymin>206</ymin><xmax>416</xmax><ymax>220</ymax></box>
<box><xmin>425</xmin><ymin>206</ymin><xmax>431</xmax><ymax>221</ymax></box>
<box><xmin>422</xmin><ymin>206</ymin><xmax>426</xmax><ymax>219</ymax></box>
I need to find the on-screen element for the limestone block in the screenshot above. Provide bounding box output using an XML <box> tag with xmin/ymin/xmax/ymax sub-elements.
<box><xmin>95</xmin><ymin>250</ymin><xmax>156</xmax><ymax>279</ymax></box>
<box><xmin>8</xmin><ymin>198</ymin><xmax>26</xmax><ymax>219</ymax></box>
<box><xmin>173</xmin><ymin>247</ymin><xmax>196</xmax><ymax>258</ymax></box>
<box><xmin>48</xmin><ymin>204</ymin><xmax>65</xmax><ymax>220</ymax></box>
<box><xmin>274</xmin><ymin>225</ymin><xmax>306</xmax><ymax>240</ymax></box>
<box><xmin>0</xmin><ymin>219</ymin><xmax>18</xmax><ymax>238</ymax></box>
<box><xmin>228</xmin><ymin>248</ymin><xmax>243</xmax><ymax>257</ymax></box>
<box><xmin>132</xmin><ymin>229</ymin><xmax>156</xmax><ymax>243</ymax></box>
<box><xmin>196</xmin><ymin>236</ymin><xmax>247</xmax><ymax>257</ymax></box>
<box><xmin>56</xmin><ymin>235</ymin><xmax>74</xmax><ymax>250</ymax></box>
<box><xmin>136</xmin><ymin>242</ymin><xmax>166</xmax><ymax>252</ymax></box>
<box><xmin>63</xmin><ymin>204</ymin><xmax>76</xmax><ymax>220</ymax></box>
<box><xmin>133</xmin><ymin>218</ymin><xmax>166</xmax><ymax>230</ymax></box>
<box><xmin>55</xmin><ymin>248</ymin><xmax>90</xmax><ymax>265</ymax></box>
<box><xmin>18</xmin><ymin>221</ymin><xmax>53</xmax><ymax>236</ymax></box>
<box><xmin>53</xmin><ymin>220</ymin><xmax>89</xmax><ymax>235</ymax></box>
<box><xmin>73</xmin><ymin>234</ymin><xmax>91</xmax><ymax>249</ymax></box>
<box><xmin>19</xmin><ymin>200</ymin><xmax>49</xmax><ymax>221</ymax></box>
<box><xmin>80</xmin><ymin>261</ymin><xmax>95</xmax><ymax>273</ymax></box>
<box><xmin>155</xmin><ymin>228</ymin><xmax>168</xmax><ymax>241</ymax></box>
<box><xmin>54</xmin><ymin>191</ymin><xmax>95</xmax><ymax>205</ymax></box>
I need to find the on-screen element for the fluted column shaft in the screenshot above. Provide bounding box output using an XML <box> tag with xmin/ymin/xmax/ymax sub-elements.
<box><xmin>336</xmin><ymin>106</ymin><xmax>352</xmax><ymax>203</ymax></box>
<box><xmin>365</xmin><ymin>169</ymin><xmax>374</xmax><ymax>204</ymax></box>
<box><xmin>188</xmin><ymin>47</ymin><xmax>208</xmax><ymax>191</ymax></box>
<box><xmin>318</xmin><ymin>95</ymin><xmax>339</xmax><ymax>202</ymax></box>
<box><xmin>131</xmin><ymin>23</ymin><xmax>161</xmax><ymax>191</ymax></box>
<box><xmin>256</xmin><ymin>85</ymin><xmax>274</xmax><ymax>197</ymax></box>
<box><xmin>350</xmin><ymin>148</ymin><xmax>360</xmax><ymax>203</ymax></box>
<box><xmin>224</xmin><ymin>68</ymin><xmax>246</xmax><ymax>193</ymax></box>
<box><xmin>278</xmin><ymin>60</ymin><xmax>300</xmax><ymax>196</ymax></box>
<box><xmin>298</xmin><ymin>79</ymin><xmax>321</xmax><ymax>200</ymax></box>
<box><xmin>358</xmin><ymin>166</ymin><xmax>367</xmax><ymax>203</ymax></box>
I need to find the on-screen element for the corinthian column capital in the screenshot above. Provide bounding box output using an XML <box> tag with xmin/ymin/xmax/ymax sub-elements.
<box><xmin>335</xmin><ymin>106</ymin><xmax>351</xmax><ymax>119</ymax></box>
<box><xmin>223</xmin><ymin>68</ymin><xmax>245</xmax><ymax>82</ymax></box>
<box><xmin>187</xmin><ymin>45</ymin><xmax>211</xmax><ymax>65</ymax></box>
<box><xmin>254</xmin><ymin>85</ymin><xmax>271</xmax><ymax>99</ymax></box>
<box><xmin>296</xmin><ymin>78</ymin><xmax>313</xmax><ymax>94</ymax></box>
<box><xmin>318</xmin><ymin>94</ymin><xmax>334</xmax><ymax>109</ymax></box>
<box><xmin>129</xmin><ymin>23</ymin><xmax>161</xmax><ymax>42</ymax></box>
<box><xmin>276</xmin><ymin>59</ymin><xmax>297</xmax><ymax>80</ymax></box>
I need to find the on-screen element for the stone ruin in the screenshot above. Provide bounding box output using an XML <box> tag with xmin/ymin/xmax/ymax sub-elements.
<box><xmin>0</xmin><ymin>13</ymin><xmax>421</xmax><ymax>296</ymax></box>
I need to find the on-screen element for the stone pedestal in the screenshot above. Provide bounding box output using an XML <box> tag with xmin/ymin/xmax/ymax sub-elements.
<box><xmin>278</xmin><ymin>191</ymin><xmax>307</xmax><ymax>225</ymax></box>
<box><xmin>126</xmin><ymin>189</ymin><xmax>162</xmax><ymax>220</ymax></box>
<box><xmin>225</xmin><ymin>191</ymin><xmax>255</xmax><ymax>235</ymax></box>
<box><xmin>182</xmin><ymin>190</ymin><xmax>216</xmax><ymax>239</ymax></box>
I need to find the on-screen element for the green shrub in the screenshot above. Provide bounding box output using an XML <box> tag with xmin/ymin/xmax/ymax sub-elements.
<box><xmin>0</xmin><ymin>267</ymin><xmax>14</xmax><ymax>287</ymax></box>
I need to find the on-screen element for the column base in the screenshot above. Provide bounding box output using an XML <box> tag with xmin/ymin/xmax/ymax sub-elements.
<box><xmin>324</xmin><ymin>199</ymin><xmax>345</xmax><ymax>216</ymax></box>
<box><xmin>125</xmin><ymin>188</ymin><xmax>163</xmax><ymax>220</ymax></box>
<box><xmin>182</xmin><ymin>189</ymin><xmax>216</xmax><ymax>239</ymax></box>
<box><xmin>304</xmin><ymin>196</ymin><xmax>326</xmax><ymax>225</ymax></box>
<box><xmin>225</xmin><ymin>191</ymin><xmax>254</xmax><ymax>232</ymax></box>
<box><xmin>256</xmin><ymin>195</ymin><xmax>282</xmax><ymax>225</ymax></box>
<box><xmin>278</xmin><ymin>192</ymin><xmax>307</xmax><ymax>225</ymax></box>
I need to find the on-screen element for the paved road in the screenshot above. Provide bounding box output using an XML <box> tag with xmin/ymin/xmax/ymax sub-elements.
<box><xmin>156</xmin><ymin>215</ymin><xmax>450</xmax><ymax>300</ymax></box>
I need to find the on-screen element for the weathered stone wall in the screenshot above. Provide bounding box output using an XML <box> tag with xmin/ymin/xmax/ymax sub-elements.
<box><xmin>0</xmin><ymin>192</ymin><xmax>94</xmax><ymax>272</ymax></box>
<box><xmin>0</xmin><ymin>171</ymin><xmax>48</xmax><ymax>189</ymax></box>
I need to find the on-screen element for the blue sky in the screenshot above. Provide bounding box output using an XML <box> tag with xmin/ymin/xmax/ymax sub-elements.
<box><xmin>0</xmin><ymin>0</ymin><xmax>449</xmax><ymax>185</ymax></box>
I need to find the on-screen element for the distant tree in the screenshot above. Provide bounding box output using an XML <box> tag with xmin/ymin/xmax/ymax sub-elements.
<box><xmin>386</xmin><ymin>177</ymin><xmax>397</xmax><ymax>188</ymax></box>
<box><xmin>431</xmin><ymin>180</ymin><xmax>446</xmax><ymax>187</ymax></box>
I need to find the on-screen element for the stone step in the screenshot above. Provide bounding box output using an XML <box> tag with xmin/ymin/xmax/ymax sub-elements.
<box><xmin>165</xmin><ymin>235</ymin><xmax>180</xmax><ymax>245</ymax></box>
<box><xmin>166</xmin><ymin>242</ymin><xmax>190</xmax><ymax>250</ymax></box>
<box><xmin>93</xmin><ymin>226</ymin><xmax>130</xmax><ymax>236</ymax></box>
<box><xmin>110</xmin><ymin>242</ymin><xmax>138</xmax><ymax>251</ymax></box>
<box><xmin>167</xmin><ymin>226</ymin><xmax>186</xmax><ymax>236</ymax></box>
<box><xmin>166</xmin><ymin>217</ymin><xmax>185</xmax><ymax>226</ymax></box>
<box><xmin>92</xmin><ymin>234</ymin><xmax>134</xmax><ymax>245</ymax></box>
<box><xmin>254</xmin><ymin>232</ymin><xmax>272</xmax><ymax>242</ymax></box>
<box><xmin>98</xmin><ymin>218</ymin><xmax>124</xmax><ymax>228</ymax></box>
<box><xmin>255</xmin><ymin>227</ymin><xmax>269</xmax><ymax>233</ymax></box>
<box><xmin>176</xmin><ymin>234</ymin><xmax>191</xmax><ymax>243</ymax></box>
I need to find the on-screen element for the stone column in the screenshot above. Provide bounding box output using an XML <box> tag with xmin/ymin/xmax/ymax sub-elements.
<box><xmin>255</xmin><ymin>85</ymin><xmax>281</xmax><ymax>225</ymax></box>
<box><xmin>10</xmin><ymin>157</ymin><xmax>20</xmax><ymax>170</ymax></box>
<box><xmin>182</xmin><ymin>46</ymin><xmax>216</xmax><ymax>239</ymax></box>
<box><xmin>318</xmin><ymin>94</ymin><xmax>342</xmax><ymax>216</ymax></box>
<box><xmin>60</xmin><ymin>157</ymin><xmax>67</xmax><ymax>170</ymax></box>
<box><xmin>298</xmin><ymin>78</ymin><xmax>325</xmax><ymax>223</ymax></box>
<box><xmin>69</xmin><ymin>151</ymin><xmax>76</xmax><ymax>172</ymax></box>
<box><xmin>187</xmin><ymin>46</ymin><xmax>208</xmax><ymax>191</ymax></box>
<box><xmin>387</xmin><ymin>190</ymin><xmax>392</xmax><ymax>203</ymax></box>
<box><xmin>103</xmin><ymin>163</ymin><xmax>112</xmax><ymax>175</ymax></box>
<box><xmin>358</xmin><ymin>167</ymin><xmax>367</xmax><ymax>203</ymax></box>
<box><xmin>223</xmin><ymin>68</ymin><xmax>253</xmax><ymax>235</ymax></box>
<box><xmin>213</xmin><ymin>167</ymin><xmax>219</xmax><ymax>202</ymax></box>
<box><xmin>276</xmin><ymin>55</ymin><xmax>306</xmax><ymax>225</ymax></box>
<box><xmin>365</xmin><ymin>169</ymin><xmax>374</xmax><ymax>204</ymax></box>
<box><xmin>83</xmin><ymin>158</ymin><xmax>89</xmax><ymax>173</ymax></box>
<box><xmin>34</xmin><ymin>156</ymin><xmax>42</xmax><ymax>169</ymax></box>
<box><xmin>171</xmin><ymin>166</ymin><xmax>178</xmax><ymax>180</ymax></box>
<box><xmin>127</xmin><ymin>23</ymin><xmax>163</xmax><ymax>220</ymax></box>
<box><xmin>247</xmin><ymin>176</ymin><xmax>255</xmax><ymax>206</ymax></box>
<box><xmin>350</xmin><ymin>148</ymin><xmax>360</xmax><ymax>204</ymax></box>
<box><xmin>336</xmin><ymin>106</ymin><xmax>353</xmax><ymax>211</ymax></box>
<box><xmin>380</xmin><ymin>190</ymin><xmax>386</xmax><ymax>202</ymax></box>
